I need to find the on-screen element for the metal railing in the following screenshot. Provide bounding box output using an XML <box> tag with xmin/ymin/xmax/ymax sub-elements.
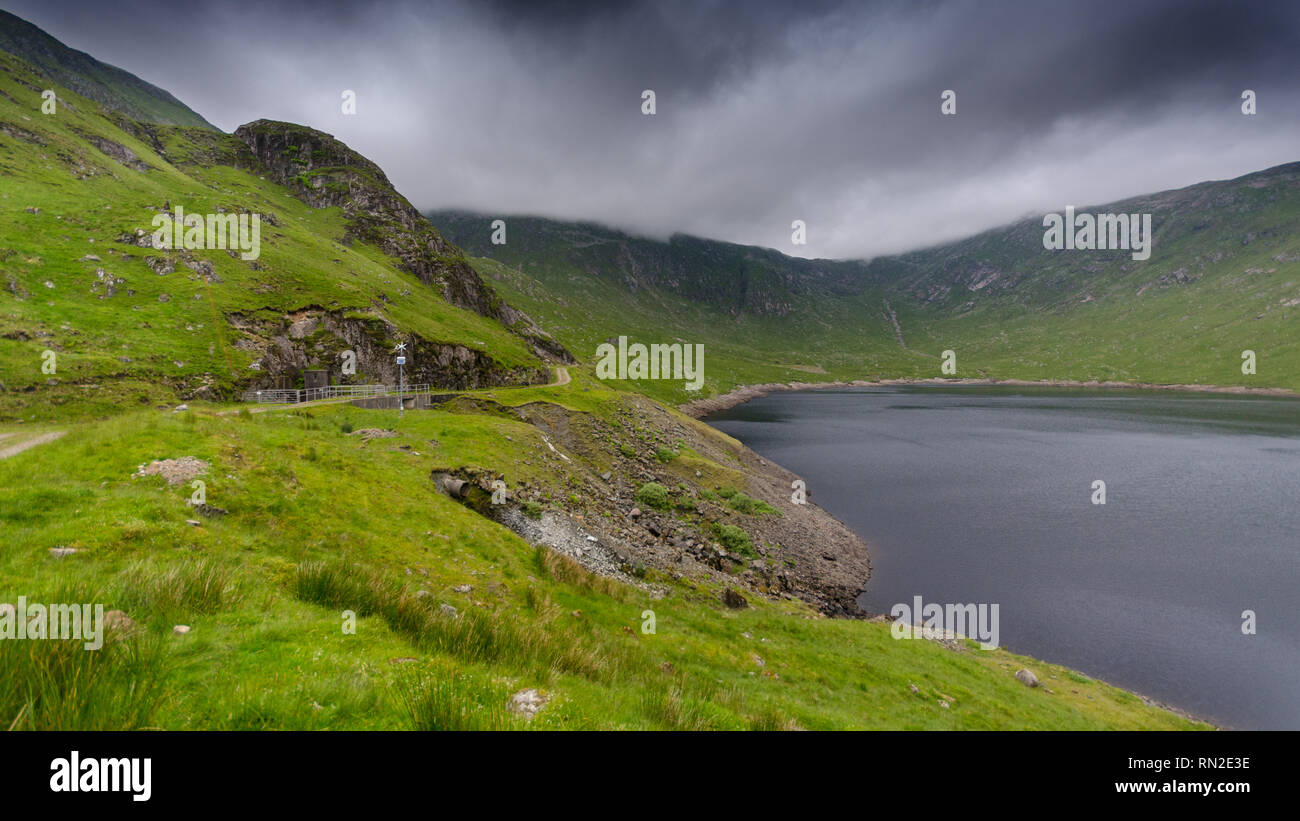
<box><xmin>244</xmin><ymin>383</ymin><xmax>435</xmax><ymax>404</ymax></box>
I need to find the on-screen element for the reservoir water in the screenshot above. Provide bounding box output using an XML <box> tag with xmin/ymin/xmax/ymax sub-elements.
<box><xmin>706</xmin><ymin>386</ymin><xmax>1300</xmax><ymax>729</ymax></box>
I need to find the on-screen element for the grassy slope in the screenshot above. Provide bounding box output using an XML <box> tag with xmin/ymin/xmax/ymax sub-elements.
<box><xmin>0</xmin><ymin>372</ymin><xmax>1201</xmax><ymax>729</ymax></box>
<box><xmin>0</xmin><ymin>46</ymin><xmax>1204</xmax><ymax>730</ymax></box>
<box><xmin>0</xmin><ymin>50</ymin><xmax>539</xmax><ymax>422</ymax></box>
<box><xmin>435</xmin><ymin>169</ymin><xmax>1300</xmax><ymax>406</ymax></box>
<box><xmin>0</xmin><ymin>10</ymin><xmax>216</xmax><ymax>130</ymax></box>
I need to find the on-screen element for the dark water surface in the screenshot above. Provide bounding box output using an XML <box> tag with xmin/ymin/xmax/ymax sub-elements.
<box><xmin>706</xmin><ymin>386</ymin><xmax>1300</xmax><ymax>729</ymax></box>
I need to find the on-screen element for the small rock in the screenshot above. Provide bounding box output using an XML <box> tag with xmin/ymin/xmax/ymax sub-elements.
<box><xmin>173</xmin><ymin>404</ymin><xmax>188</xmax><ymax>412</ymax></box>
<box><xmin>49</xmin><ymin>547</ymin><xmax>77</xmax><ymax>558</ymax></box>
<box><xmin>507</xmin><ymin>688</ymin><xmax>549</xmax><ymax>719</ymax></box>
<box><xmin>909</xmin><ymin>684</ymin><xmax>920</xmax><ymax>695</ymax></box>
<box><xmin>722</xmin><ymin>588</ymin><xmax>749</xmax><ymax>609</ymax></box>
<box><xmin>1015</xmin><ymin>669</ymin><xmax>1040</xmax><ymax>688</ymax></box>
<box><xmin>185</xmin><ymin>519</ymin><xmax>202</xmax><ymax>527</ymax></box>
<box><xmin>452</xmin><ymin>584</ymin><xmax>471</xmax><ymax>594</ymax></box>
<box><xmin>173</xmin><ymin>625</ymin><xmax>191</xmax><ymax>635</ymax></box>
<box><xmin>629</xmin><ymin>507</ymin><xmax>641</xmax><ymax>519</ymax></box>
<box><xmin>939</xmin><ymin>700</ymin><xmax>950</xmax><ymax>709</ymax></box>
<box><xmin>103</xmin><ymin>610</ymin><xmax>135</xmax><ymax>636</ymax></box>
<box><xmin>439</xmin><ymin>604</ymin><xmax>459</xmax><ymax>619</ymax></box>
<box><xmin>348</xmin><ymin>428</ymin><xmax>397</xmax><ymax>439</ymax></box>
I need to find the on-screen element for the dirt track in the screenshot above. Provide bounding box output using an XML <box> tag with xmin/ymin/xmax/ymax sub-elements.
<box><xmin>0</xmin><ymin>430</ymin><xmax>66</xmax><ymax>460</ymax></box>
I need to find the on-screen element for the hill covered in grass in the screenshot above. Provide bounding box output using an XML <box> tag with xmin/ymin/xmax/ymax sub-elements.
<box><xmin>0</xmin><ymin>375</ymin><xmax>1205</xmax><ymax>730</ymax></box>
<box><xmin>429</xmin><ymin>166</ymin><xmax>1300</xmax><ymax>406</ymax></box>
<box><xmin>0</xmin><ymin>46</ymin><xmax>567</xmax><ymax>422</ymax></box>
<box><xmin>0</xmin><ymin>10</ymin><xmax>217</xmax><ymax>130</ymax></box>
<box><xmin>0</xmin><ymin>12</ymin><xmax>1210</xmax><ymax>731</ymax></box>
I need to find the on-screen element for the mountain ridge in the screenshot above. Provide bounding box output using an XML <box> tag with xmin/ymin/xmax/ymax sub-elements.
<box><xmin>0</xmin><ymin>9</ymin><xmax>217</xmax><ymax>130</ymax></box>
<box><xmin>428</xmin><ymin>159</ymin><xmax>1300</xmax><ymax>404</ymax></box>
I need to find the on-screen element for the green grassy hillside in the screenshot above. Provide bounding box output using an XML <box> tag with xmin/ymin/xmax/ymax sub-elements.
<box><xmin>0</xmin><ymin>15</ymin><xmax>1212</xmax><ymax>731</ymax></box>
<box><xmin>0</xmin><ymin>49</ymin><xmax>556</xmax><ymax>422</ymax></box>
<box><xmin>430</xmin><ymin>171</ymin><xmax>1300</xmax><ymax>405</ymax></box>
<box><xmin>0</xmin><ymin>10</ymin><xmax>217</xmax><ymax>130</ymax></box>
<box><xmin>0</xmin><ymin>375</ymin><xmax>1203</xmax><ymax>729</ymax></box>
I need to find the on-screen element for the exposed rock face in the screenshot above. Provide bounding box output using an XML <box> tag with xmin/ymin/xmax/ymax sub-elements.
<box><xmin>230</xmin><ymin>307</ymin><xmax>549</xmax><ymax>392</ymax></box>
<box><xmin>88</xmin><ymin>135</ymin><xmax>151</xmax><ymax>172</ymax></box>
<box><xmin>232</xmin><ymin>120</ymin><xmax>572</xmax><ymax>364</ymax></box>
<box><xmin>434</xmin><ymin>393</ymin><xmax>872</xmax><ymax>617</ymax></box>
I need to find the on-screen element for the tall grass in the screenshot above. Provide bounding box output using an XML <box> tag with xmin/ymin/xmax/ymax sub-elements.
<box><xmin>399</xmin><ymin>673</ymin><xmax>521</xmax><ymax>731</ymax></box>
<box><xmin>639</xmin><ymin>676</ymin><xmax>737</xmax><ymax>730</ymax></box>
<box><xmin>534</xmin><ymin>545</ymin><xmax>629</xmax><ymax>600</ymax></box>
<box><xmin>294</xmin><ymin>561</ymin><xmax>618</xmax><ymax>681</ymax></box>
<box><xmin>0</xmin><ymin>634</ymin><xmax>170</xmax><ymax>730</ymax></box>
<box><xmin>117</xmin><ymin>558</ymin><xmax>241</xmax><ymax>624</ymax></box>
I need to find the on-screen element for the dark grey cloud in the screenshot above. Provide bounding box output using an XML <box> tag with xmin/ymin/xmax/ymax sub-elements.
<box><xmin>5</xmin><ymin>0</ymin><xmax>1299</xmax><ymax>259</ymax></box>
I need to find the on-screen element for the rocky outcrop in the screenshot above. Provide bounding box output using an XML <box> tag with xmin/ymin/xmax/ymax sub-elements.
<box><xmin>232</xmin><ymin>120</ymin><xmax>572</xmax><ymax>364</ymax></box>
<box><xmin>230</xmin><ymin>307</ymin><xmax>548</xmax><ymax>392</ymax></box>
<box><xmin>432</xmin><ymin>392</ymin><xmax>872</xmax><ymax>617</ymax></box>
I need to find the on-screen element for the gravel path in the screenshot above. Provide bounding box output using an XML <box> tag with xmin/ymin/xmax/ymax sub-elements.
<box><xmin>0</xmin><ymin>430</ymin><xmax>66</xmax><ymax>460</ymax></box>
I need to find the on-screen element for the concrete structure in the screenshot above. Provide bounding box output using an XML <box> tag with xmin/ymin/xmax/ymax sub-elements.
<box><xmin>304</xmin><ymin>370</ymin><xmax>329</xmax><ymax>391</ymax></box>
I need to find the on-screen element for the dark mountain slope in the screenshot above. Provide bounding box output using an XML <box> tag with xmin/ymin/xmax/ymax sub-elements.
<box><xmin>0</xmin><ymin>9</ymin><xmax>217</xmax><ymax>130</ymax></box>
<box><xmin>428</xmin><ymin>162</ymin><xmax>1300</xmax><ymax>402</ymax></box>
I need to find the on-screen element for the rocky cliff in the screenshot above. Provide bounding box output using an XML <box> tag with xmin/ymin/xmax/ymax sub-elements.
<box><xmin>235</xmin><ymin>120</ymin><xmax>573</xmax><ymax>364</ymax></box>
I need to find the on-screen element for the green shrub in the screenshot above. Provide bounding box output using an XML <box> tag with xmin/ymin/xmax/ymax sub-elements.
<box><xmin>726</xmin><ymin>492</ymin><xmax>779</xmax><ymax>515</ymax></box>
<box><xmin>711</xmin><ymin>523</ymin><xmax>755</xmax><ymax>557</ymax></box>
<box><xmin>635</xmin><ymin>482</ymin><xmax>669</xmax><ymax>510</ymax></box>
<box><xmin>654</xmin><ymin>445</ymin><xmax>678</xmax><ymax>463</ymax></box>
<box><xmin>618</xmin><ymin>443</ymin><xmax>637</xmax><ymax>458</ymax></box>
<box><xmin>522</xmin><ymin>500</ymin><xmax>543</xmax><ymax>519</ymax></box>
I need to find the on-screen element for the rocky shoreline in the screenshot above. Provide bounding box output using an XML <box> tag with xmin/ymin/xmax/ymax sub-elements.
<box><xmin>680</xmin><ymin>376</ymin><xmax>1300</xmax><ymax>417</ymax></box>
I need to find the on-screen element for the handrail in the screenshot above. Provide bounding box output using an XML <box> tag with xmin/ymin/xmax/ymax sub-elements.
<box><xmin>244</xmin><ymin>383</ymin><xmax>435</xmax><ymax>404</ymax></box>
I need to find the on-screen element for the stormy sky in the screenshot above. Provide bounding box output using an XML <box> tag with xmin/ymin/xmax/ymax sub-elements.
<box><xmin>7</xmin><ymin>0</ymin><xmax>1300</xmax><ymax>259</ymax></box>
